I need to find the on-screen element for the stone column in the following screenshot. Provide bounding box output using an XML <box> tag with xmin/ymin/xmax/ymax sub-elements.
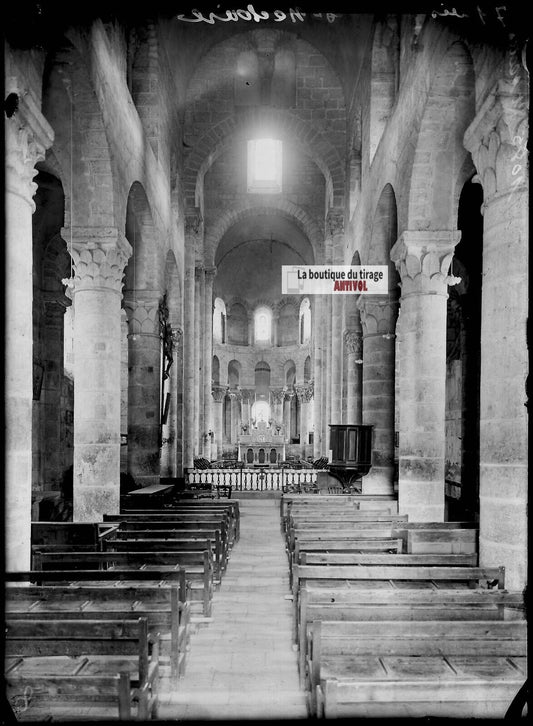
<box><xmin>65</xmin><ymin>227</ymin><xmax>132</xmax><ymax>520</ymax></box>
<box><xmin>162</xmin><ymin>326</ymin><xmax>182</xmax><ymax>477</ymax></box>
<box><xmin>391</xmin><ymin>230</ymin><xmax>461</xmax><ymax>520</ymax></box>
<box><xmin>330</xmin><ymin>296</ymin><xmax>343</xmax><ymax>424</ymax></box>
<box><xmin>464</xmin><ymin>78</ymin><xmax>528</xmax><ymax>589</ymax></box>
<box><xmin>183</xmin><ymin>211</ymin><xmax>202</xmax><ymax>469</ymax></box>
<box><xmin>195</xmin><ymin>266</ymin><xmax>204</xmax><ymax>454</ymax></box>
<box><xmin>212</xmin><ymin>385</ymin><xmax>228</xmax><ymax>460</ymax></box>
<box><xmin>283</xmin><ymin>391</ymin><xmax>293</xmax><ymax>442</ymax></box>
<box><xmin>358</xmin><ymin>297</ymin><xmax>398</xmax><ymax>495</ymax></box>
<box><xmin>295</xmin><ymin>384</ymin><xmax>312</xmax><ymax>453</ymax></box>
<box><xmin>240</xmin><ymin>389</ymin><xmax>253</xmax><ymax>431</ymax></box>
<box><xmin>41</xmin><ymin>294</ymin><xmax>71</xmax><ymax>489</ymax></box>
<box><xmin>124</xmin><ymin>292</ymin><xmax>162</xmax><ymax>488</ymax></box>
<box><xmin>203</xmin><ymin>267</ymin><xmax>216</xmax><ymax>459</ymax></box>
<box><xmin>270</xmin><ymin>387</ymin><xmax>285</xmax><ymax>430</ymax></box>
<box><xmin>5</xmin><ymin>83</ymin><xmax>54</xmax><ymax>569</ymax></box>
<box><xmin>324</xmin><ymin>296</ymin><xmax>333</xmax><ymax>454</ymax></box>
<box><xmin>344</xmin><ymin>328</ymin><xmax>363</xmax><ymax>424</ymax></box>
<box><xmin>313</xmin><ymin>299</ymin><xmax>324</xmax><ymax>457</ymax></box>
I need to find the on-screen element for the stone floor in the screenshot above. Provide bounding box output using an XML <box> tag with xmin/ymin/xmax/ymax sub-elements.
<box><xmin>158</xmin><ymin>499</ymin><xmax>308</xmax><ymax>721</ymax></box>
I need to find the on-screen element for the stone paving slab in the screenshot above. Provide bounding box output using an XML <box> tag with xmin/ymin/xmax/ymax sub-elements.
<box><xmin>158</xmin><ymin>500</ymin><xmax>308</xmax><ymax>720</ymax></box>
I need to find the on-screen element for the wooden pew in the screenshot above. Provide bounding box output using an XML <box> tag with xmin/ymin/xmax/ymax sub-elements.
<box><xmin>32</xmin><ymin>549</ymin><xmax>214</xmax><ymax>618</ymax></box>
<box><xmin>288</xmin><ymin>522</ymin><xmax>478</xmax><ymax>559</ymax></box>
<box><xmin>280</xmin><ymin>494</ymin><xmax>398</xmax><ymax>520</ymax></box>
<box><xmin>291</xmin><ymin>563</ymin><xmax>505</xmax><ymax>647</ymax></box>
<box><xmin>108</xmin><ymin>524</ymin><xmax>227</xmax><ymax>579</ymax></box>
<box><xmin>118</xmin><ymin>502</ymin><xmax>241</xmax><ymax>542</ymax></box>
<box><xmin>296</xmin><ymin>586</ymin><xmax>525</xmax><ymax>688</ymax></box>
<box><xmin>284</xmin><ymin>512</ymin><xmax>409</xmax><ymax>539</ymax></box>
<box><xmin>5</xmin><ymin>582</ymin><xmax>190</xmax><ymax>684</ymax></box>
<box><xmin>105</xmin><ymin>509</ymin><xmax>238</xmax><ymax>548</ymax></box>
<box><xmin>307</xmin><ymin>620</ymin><xmax>527</xmax><ymax>718</ymax></box>
<box><xmin>5</xmin><ymin>616</ymin><xmax>159</xmax><ymax>721</ymax></box>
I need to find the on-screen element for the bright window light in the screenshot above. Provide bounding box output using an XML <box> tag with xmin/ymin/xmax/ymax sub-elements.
<box><xmin>247</xmin><ymin>139</ymin><xmax>282</xmax><ymax>193</ymax></box>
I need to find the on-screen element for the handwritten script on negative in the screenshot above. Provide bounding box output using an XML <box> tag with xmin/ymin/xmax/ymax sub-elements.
<box><xmin>177</xmin><ymin>6</ymin><xmax>340</xmax><ymax>24</ymax></box>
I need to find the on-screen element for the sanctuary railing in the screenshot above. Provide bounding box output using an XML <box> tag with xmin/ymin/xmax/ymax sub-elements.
<box><xmin>185</xmin><ymin>468</ymin><xmax>328</xmax><ymax>493</ymax></box>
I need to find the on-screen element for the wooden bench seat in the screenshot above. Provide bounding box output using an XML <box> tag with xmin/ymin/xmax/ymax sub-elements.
<box><xmin>32</xmin><ymin>549</ymin><xmax>214</xmax><ymax>618</ymax></box>
<box><xmin>288</xmin><ymin>522</ymin><xmax>478</xmax><ymax>557</ymax></box>
<box><xmin>280</xmin><ymin>494</ymin><xmax>398</xmax><ymax>519</ymax></box>
<box><xmin>104</xmin><ymin>511</ymin><xmax>237</xmax><ymax>548</ymax></box>
<box><xmin>296</xmin><ymin>586</ymin><xmax>525</xmax><ymax>688</ymax></box>
<box><xmin>119</xmin><ymin>500</ymin><xmax>240</xmax><ymax>540</ymax></box>
<box><xmin>5</xmin><ymin>617</ymin><xmax>159</xmax><ymax>721</ymax></box>
<box><xmin>109</xmin><ymin>522</ymin><xmax>230</xmax><ymax>580</ymax></box>
<box><xmin>307</xmin><ymin>620</ymin><xmax>527</xmax><ymax>718</ymax></box>
<box><xmin>5</xmin><ymin>582</ymin><xmax>190</xmax><ymax>684</ymax></box>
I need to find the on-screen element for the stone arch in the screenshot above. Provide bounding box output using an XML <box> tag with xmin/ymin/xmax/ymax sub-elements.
<box><xmin>127</xmin><ymin>22</ymin><xmax>163</xmax><ymax>159</ymax></box>
<box><xmin>367</xmin><ymin>183</ymin><xmax>400</xmax><ymax>296</ymax></box>
<box><xmin>227</xmin><ymin>301</ymin><xmax>249</xmax><ymax>345</ymax></box>
<box><xmin>124</xmin><ymin>182</ymin><xmax>161</xmax><ymax>293</ymax></box>
<box><xmin>185</xmin><ymin>107</ymin><xmax>343</xmax><ymax>213</ymax></box>
<box><xmin>228</xmin><ymin>359</ymin><xmax>241</xmax><ymax>387</ymax></box>
<box><xmin>41</xmin><ymin>36</ymin><xmax>116</xmax><ymax>229</ymax></box>
<box><xmin>369</xmin><ymin>16</ymin><xmax>400</xmax><ymax>165</ymax></box>
<box><xmin>206</xmin><ymin>200</ymin><xmax>322</xmax><ymax>265</ymax></box>
<box><xmin>164</xmin><ymin>249</ymin><xmax>181</xmax><ymax>329</ymax></box>
<box><xmin>283</xmin><ymin>360</ymin><xmax>297</xmax><ymax>387</ymax></box>
<box><xmin>407</xmin><ymin>41</ymin><xmax>476</xmax><ymax>230</ymax></box>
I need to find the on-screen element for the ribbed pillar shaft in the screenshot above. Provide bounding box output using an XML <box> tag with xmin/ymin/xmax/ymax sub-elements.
<box><xmin>5</xmin><ymin>89</ymin><xmax>53</xmax><ymax>569</ymax></box>
<box><xmin>358</xmin><ymin>298</ymin><xmax>397</xmax><ymax>495</ymax></box>
<box><xmin>212</xmin><ymin>386</ymin><xmax>227</xmax><ymax>461</ymax></box>
<box><xmin>324</xmin><ymin>296</ymin><xmax>332</xmax><ymax>454</ymax></box>
<box><xmin>464</xmin><ymin>81</ymin><xmax>528</xmax><ymax>589</ymax></box>
<box><xmin>391</xmin><ymin>230</ymin><xmax>460</xmax><ymax>521</ymax></box>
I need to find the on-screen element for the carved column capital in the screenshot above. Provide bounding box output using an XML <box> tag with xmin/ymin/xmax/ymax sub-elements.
<box><xmin>212</xmin><ymin>385</ymin><xmax>228</xmax><ymax>403</ymax></box>
<box><xmin>5</xmin><ymin>84</ymin><xmax>54</xmax><ymax>209</ymax></box>
<box><xmin>123</xmin><ymin>291</ymin><xmax>162</xmax><ymax>336</ymax></box>
<box><xmin>185</xmin><ymin>208</ymin><xmax>203</xmax><ymax>236</ymax></box>
<box><xmin>390</xmin><ymin>230</ymin><xmax>462</xmax><ymax>297</ymax></box>
<box><xmin>357</xmin><ymin>297</ymin><xmax>399</xmax><ymax>336</ymax></box>
<box><xmin>61</xmin><ymin>227</ymin><xmax>132</xmax><ymax>295</ymax></box>
<box><xmin>240</xmin><ymin>388</ymin><xmax>255</xmax><ymax>403</ymax></box>
<box><xmin>344</xmin><ymin>330</ymin><xmax>363</xmax><ymax>357</ymax></box>
<box><xmin>295</xmin><ymin>384</ymin><xmax>314</xmax><ymax>403</ymax></box>
<box><xmin>270</xmin><ymin>387</ymin><xmax>286</xmax><ymax>404</ymax></box>
<box><xmin>204</xmin><ymin>266</ymin><xmax>217</xmax><ymax>281</ymax></box>
<box><xmin>464</xmin><ymin>79</ymin><xmax>528</xmax><ymax>201</ymax></box>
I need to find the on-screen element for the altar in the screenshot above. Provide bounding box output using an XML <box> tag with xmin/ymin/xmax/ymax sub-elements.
<box><xmin>238</xmin><ymin>421</ymin><xmax>286</xmax><ymax>466</ymax></box>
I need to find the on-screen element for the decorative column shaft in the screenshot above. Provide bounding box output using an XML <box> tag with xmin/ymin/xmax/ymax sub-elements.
<box><xmin>270</xmin><ymin>387</ymin><xmax>285</xmax><ymax>428</ymax></box>
<box><xmin>358</xmin><ymin>297</ymin><xmax>398</xmax><ymax>494</ymax></box>
<box><xmin>464</xmin><ymin>78</ymin><xmax>528</xmax><ymax>589</ymax></box>
<box><xmin>296</xmin><ymin>384</ymin><xmax>313</xmax><ymax>453</ymax></box>
<box><xmin>324</xmin><ymin>296</ymin><xmax>333</xmax><ymax>454</ymax></box>
<box><xmin>183</xmin><ymin>211</ymin><xmax>202</xmax><ymax>468</ymax></box>
<box><xmin>391</xmin><ymin>230</ymin><xmax>461</xmax><ymax>520</ymax></box>
<box><xmin>64</xmin><ymin>227</ymin><xmax>132</xmax><ymax>520</ymax></box>
<box><xmin>123</xmin><ymin>291</ymin><xmax>162</xmax><ymax>488</ymax></box>
<box><xmin>5</xmin><ymin>85</ymin><xmax>54</xmax><ymax>569</ymax></box>
<box><xmin>344</xmin><ymin>328</ymin><xmax>363</xmax><ymax>424</ymax></box>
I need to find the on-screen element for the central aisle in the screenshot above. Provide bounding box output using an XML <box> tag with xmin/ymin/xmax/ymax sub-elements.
<box><xmin>159</xmin><ymin>499</ymin><xmax>308</xmax><ymax>720</ymax></box>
